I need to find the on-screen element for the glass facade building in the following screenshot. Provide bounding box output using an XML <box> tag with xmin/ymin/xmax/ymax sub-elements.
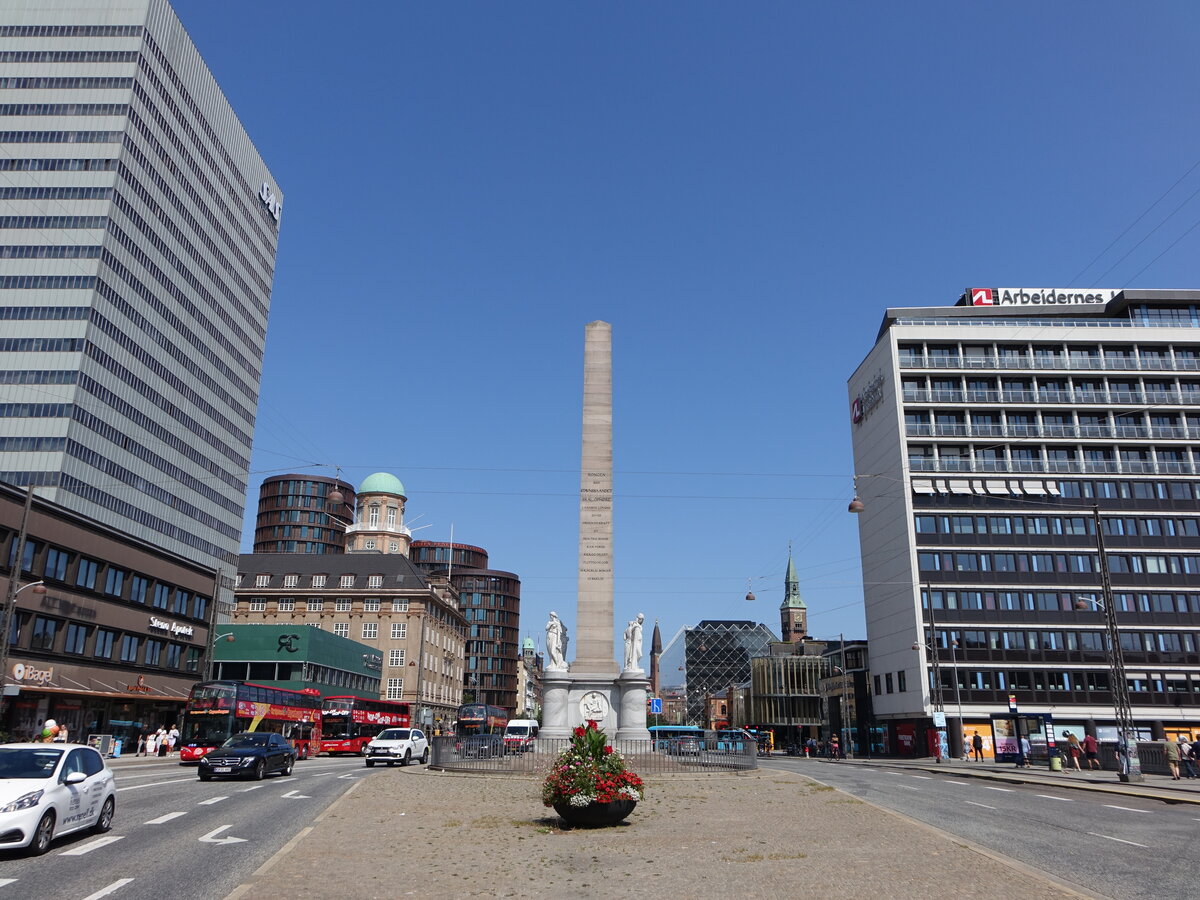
<box><xmin>0</xmin><ymin>0</ymin><xmax>281</xmax><ymax>572</ymax></box>
<box><xmin>850</xmin><ymin>288</ymin><xmax>1200</xmax><ymax>749</ymax></box>
<box><xmin>659</xmin><ymin>619</ymin><xmax>778</xmax><ymax>725</ymax></box>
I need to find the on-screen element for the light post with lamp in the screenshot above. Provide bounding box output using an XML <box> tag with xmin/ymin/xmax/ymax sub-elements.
<box><xmin>203</xmin><ymin>631</ymin><xmax>235</xmax><ymax>683</ymax></box>
<box><xmin>911</xmin><ymin>587</ymin><xmax>947</xmax><ymax>763</ymax></box>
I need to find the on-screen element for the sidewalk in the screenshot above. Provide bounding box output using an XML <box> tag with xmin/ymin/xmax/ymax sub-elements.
<box><xmin>799</xmin><ymin>754</ymin><xmax>1200</xmax><ymax>805</ymax></box>
<box><xmin>226</xmin><ymin>766</ymin><xmax>1093</xmax><ymax>900</ymax></box>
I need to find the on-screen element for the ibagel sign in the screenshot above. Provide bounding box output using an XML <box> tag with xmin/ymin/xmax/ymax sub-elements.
<box><xmin>964</xmin><ymin>287</ymin><xmax>1119</xmax><ymax>307</ymax></box>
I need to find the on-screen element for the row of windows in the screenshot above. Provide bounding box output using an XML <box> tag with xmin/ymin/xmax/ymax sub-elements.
<box><xmin>213</xmin><ymin>661</ymin><xmax>378</xmax><ymax>696</ymax></box>
<box><xmin>81</xmin><ymin>344</ymin><xmax>250</xmax><ymax>474</ymax></box>
<box><xmin>87</xmin><ymin>291</ymin><xmax>255</xmax><ymax>449</ymax></box>
<box><xmin>920</xmin><ymin>549</ymin><xmax>1200</xmax><ymax>576</ymax></box>
<box><xmin>58</xmin><ymin>471</ymin><xmax>237</xmax><ymax>566</ymax></box>
<box><xmin>899</xmin><ymin>342</ymin><xmax>1200</xmax><ymax>367</ymax></box>
<box><xmin>923</xmin><ymin>589</ymin><xmax>1200</xmax><ymax>613</ymax></box>
<box><xmin>113</xmin><ymin>156</ymin><xmax>271</xmax><ymax>317</ymax></box>
<box><xmin>0</xmin><ymin>306</ymin><xmax>90</xmax><ymax>320</ymax></box>
<box><xmin>0</xmin><ymin>275</ymin><xmax>95</xmax><ymax>289</ymax></box>
<box><xmin>0</xmin><ymin>216</ymin><xmax>105</xmax><ymax>229</ymax></box>
<box><xmin>0</xmin><ymin>436</ymin><xmax>65</xmax><ymax>452</ymax></box>
<box><xmin>357</xmin><ymin>538</ymin><xmax>402</xmax><ymax>552</ymax></box>
<box><xmin>75</xmin><ymin>371</ymin><xmax>247</xmax><ymax>496</ymax></box>
<box><xmin>930</xmin><ymin>669</ymin><xmax>1197</xmax><ymax>695</ymax></box>
<box><xmin>0</xmin><ymin>131</ymin><xmax>122</xmax><ymax>143</ymax></box>
<box><xmin>245</xmin><ymin>597</ymin><xmax>410</xmax><ymax>620</ymax></box>
<box><xmin>915</xmin><ymin>514</ymin><xmax>1200</xmax><ymax>537</ymax></box>
<box><xmin>932</xmin><ymin>627</ymin><xmax>1196</xmax><ymax>653</ymax></box>
<box><xmin>0</xmin><ymin>51</ymin><xmax>138</xmax><ymax>63</ymax></box>
<box><xmin>0</xmin><ymin>157</ymin><xmax>117</xmax><ymax>171</ymax></box>
<box><xmin>129</xmin><ymin>86</ymin><xmax>278</xmax><ymax>267</ymax></box>
<box><xmin>909</xmin><ymin>444</ymin><xmax>1200</xmax><ymax>468</ymax></box>
<box><xmin>17</xmin><ymin>614</ymin><xmax>197</xmax><ymax>671</ymax></box>
<box><xmin>0</xmin><ymin>104</ymin><xmax>128</xmax><ymax>117</ymax></box>
<box><xmin>105</xmin><ymin>213</ymin><xmax>267</xmax><ymax>370</ymax></box>
<box><xmin>248</xmin><ymin>574</ymin><xmax>397</xmax><ymax>590</ymax></box>
<box><xmin>0</xmin><ymin>243</ymin><xmax>103</xmax><ymax>257</ymax></box>
<box><xmin>0</xmin><ymin>77</ymin><xmax>133</xmax><ymax>89</ymax></box>
<box><xmin>9</xmin><ymin>536</ymin><xmax>209</xmax><ymax>620</ymax></box>
<box><xmin>0</xmin><ymin>402</ymin><xmax>72</xmax><ymax>418</ymax></box>
<box><xmin>137</xmin><ymin>37</ymin><xmax>280</xmax><ymax>261</ymax></box>
<box><xmin>0</xmin><ymin>25</ymin><xmax>142</xmax><ymax>36</ymax></box>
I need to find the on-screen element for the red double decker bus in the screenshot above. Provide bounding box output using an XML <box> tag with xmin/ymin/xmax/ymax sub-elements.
<box><xmin>178</xmin><ymin>681</ymin><xmax>323</xmax><ymax>763</ymax></box>
<box><xmin>319</xmin><ymin>696</ymin><xmax>411</xmax><ymax>755</ymax></box>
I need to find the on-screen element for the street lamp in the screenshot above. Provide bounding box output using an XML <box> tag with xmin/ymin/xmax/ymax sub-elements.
<box><xmin>203</xmin><ymin>632</ymin><xmax>235</xmax><ymax>683</ymax></box>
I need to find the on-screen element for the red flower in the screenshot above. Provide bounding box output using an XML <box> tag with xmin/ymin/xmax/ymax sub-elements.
<box><xmin>604</xmin><ymin>745</ymin><xmax>613</xmax><ymax>754</ymax></box>
<box><xmin>586</xmin><ymin>719</ymin><xmax>599</xmax><ymax>730</ymax></box>
<box><xmin>573</xmin><ymin>726</ymin><xmax>585</xmax><ymax>738</ymax></box>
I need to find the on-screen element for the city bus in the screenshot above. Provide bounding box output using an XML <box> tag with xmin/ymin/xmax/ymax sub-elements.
<box><xmin>320</xmin><ymin>696</ymin><xmax>412</xmax><ymax>755</ymax></box>
<box><xmin>454</xmin><ymin>703</ymin><xmax>509</xmax><ymax>758</ymax></box>
<box><xmin>178</xmin><ymin>681</ymin><xmax>323</xmax><ymax>763</ymax></box>
<box><xmin>648</xmin><ymin>724</ymin><xmax>705</xmax><ymax>754</ymax></box>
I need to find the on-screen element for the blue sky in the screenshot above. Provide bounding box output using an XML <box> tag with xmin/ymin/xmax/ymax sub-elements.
<box><xmin>175</xmin><ymin>1</ymin><xmax>1200</xmax><ymax>657</ymax></box>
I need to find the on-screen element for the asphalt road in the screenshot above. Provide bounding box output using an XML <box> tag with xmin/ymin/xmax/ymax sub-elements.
<box><xmin>762</xmin><ymin>757</ymin><xmax>1195</xmax><ymax>900</ymax></box>
<box><xmin>0</xmin><ymin>754</ymin><xmax>381</xmax><ymax>900</ymax></box>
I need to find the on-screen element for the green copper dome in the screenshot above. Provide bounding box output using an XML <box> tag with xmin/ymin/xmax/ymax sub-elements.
<box><xmin>522</xmin><ymin>637</ymin><xmax>535</xmax><ymax>651</ymax></box>
<box><xmin>359</xmin><ymin>472</ymin><xmax>406</xmax><ymax>496</ymax></box>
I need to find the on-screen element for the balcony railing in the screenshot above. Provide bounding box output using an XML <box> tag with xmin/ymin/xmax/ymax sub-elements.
<box><xmin>902</xmin><ymin>388</ymin><xmax>1197</xmax><ymax>406</ymax></box>
<box><xmin>899</xmin><ymin>354</ymin><xmax>1200</xmax><ymax>371</ymax></box>
<box><xmin>905</xmin><ymin>423</ymin><xmax>1200</xmax><ymax>441</ymax></box>
<box><xmin>906</xmin><ymin>458</ymin><xmax>1198</xmax><ymax>475</ymax></box>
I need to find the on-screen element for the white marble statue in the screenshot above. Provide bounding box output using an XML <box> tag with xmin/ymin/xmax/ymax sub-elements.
<box><xmin>622</xmin><ymin>612</ymin><xmax>645</xmax><ymax>671</ymax></box>
<box><xmin>546</xmin><ymin>611</ymin><xmax>567</xmax><ymax>670</ymax></box>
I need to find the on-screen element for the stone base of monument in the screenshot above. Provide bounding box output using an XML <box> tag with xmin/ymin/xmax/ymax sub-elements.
<box><xmin>539</xmin><ymin>670</ymin><xmax>651</xmax><ymax>741</ymax></box>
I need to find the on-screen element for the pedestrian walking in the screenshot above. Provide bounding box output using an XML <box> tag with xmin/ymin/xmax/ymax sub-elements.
<box><xmin>1019</xmin><ymin>735</ymin><xmax>1032</xmax><ymax>767</ymax></box>
<box><xmin>1065</xmin><ymin>731</ymin><xmax>1083</xmax><ymax>771</ymax></box>
<box><xmin>1081</xmin><ymin>732</ymin><xmax>1101</xmax><ymax>770</ymax></box>
<box><xmin>137</xmin><ymin>734</ymin><xmax>146</xmax><ymax>756</ymax></box>
<box><xmin>1178</xmin><ymin>737</ymin><xmax>1197</xmax><ymax>778</ymax></box>
<box><xmin>145</xmin><ymin>731</ymin><xmax>157</xmax><ymax>756</ymax></box>
<box><xmin>155</xmin><ymin>727</ymin><xmax>168</xmax><ymax>757</ymax></box>
<box><xmin>971</xmin><ymin>731</ymin><xmax>984</xmax><ymax>762</ymax></box>
<box><xmin>1165</xmin><ymin>736</ymin><xmax>1182</xmax><ymax>780</ymax></box>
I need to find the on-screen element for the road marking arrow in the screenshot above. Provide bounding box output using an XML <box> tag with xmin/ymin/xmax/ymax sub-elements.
<box><xmin>199</xmin><ymin>825</ymin><xmax>247</xmax><ymax>845</ymax></box>
<box><xmin>280</xmin><ymin>790</ymin><xmax>311</xmax><ymax>799</ymax></box>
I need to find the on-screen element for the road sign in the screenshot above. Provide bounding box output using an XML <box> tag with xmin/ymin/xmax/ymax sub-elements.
<box><xmin>1008</xmin><ymin>693</ymin><xmax>1018</xmax><ymax>712</ymax></box>
<box><xmin>649</xmin><ymin>697</ymin><xmax>662</xmax><ymax>714</ymax></box>
<box><xmin>932</xmin><ymin>711</ymin><xmax>946</xmax><ymax>727</ymax></box>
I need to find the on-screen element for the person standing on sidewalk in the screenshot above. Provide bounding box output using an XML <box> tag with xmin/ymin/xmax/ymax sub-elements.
<box><xmin>1178</xmin><ymin>737</ymin><xmax>1197</xmax><ymax>778</ymax></box>
<box><xmin>1019</xmin><ymin>735</ymin><xmax>1032</xmax><ymax>767</ymax></box>
<box><xmin>1165</xmin><ymin>736</ymin><xmax>1182</xmax><ymax>780</ymax></box>
<box><xmin>1081</xmin><ymin>732</ymin><xmax>1101</xmax><ymax>770</ymax></box>
<box><xmin>971</xmin><ymin>731</ymin><xmax>984</xmax><ymax>762</ymax></box>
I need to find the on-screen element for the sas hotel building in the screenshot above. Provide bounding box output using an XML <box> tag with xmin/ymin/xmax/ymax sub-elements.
<box><xmin>849</xmin><ymin>288</ymin><xmax>1200</xmax><ymax>755</ymax></box>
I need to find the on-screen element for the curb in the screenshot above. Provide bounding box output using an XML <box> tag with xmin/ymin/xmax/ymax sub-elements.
<box><xmin>821</xmin><ymin>758</ymin><xmax>1200</xmax><ymax>806</ymax></box>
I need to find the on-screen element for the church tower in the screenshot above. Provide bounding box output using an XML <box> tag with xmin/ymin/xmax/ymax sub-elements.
<box><xmin>649</xmin><ymin>619</ymin><xmax>663</xmax><ymax>695</ymax></box>
<box><xmin>780</xmin><ymin>551</ymin><xmax>807</xmax><ymax>643</ymax></box>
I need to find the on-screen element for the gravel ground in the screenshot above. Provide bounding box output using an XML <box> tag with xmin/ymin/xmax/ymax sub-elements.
<box><xmin>232</xmin><ymin>766</ymin><xmax>1092</xmax><ymax>899</ymax></box>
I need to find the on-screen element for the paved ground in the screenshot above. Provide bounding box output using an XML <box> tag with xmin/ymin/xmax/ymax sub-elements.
<box><xmin>227</xmin><ymin>765</ymin><xmax>1093</xmax><ymax>899</ymax></box>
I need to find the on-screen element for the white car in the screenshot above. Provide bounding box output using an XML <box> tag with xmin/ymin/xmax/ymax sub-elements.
<box><xmin>0</xmin><ymin>743</ymin><xmax>116</xmax><ymax>855</ymax></box>
<box><xmin>364</xmin><ymin>728</ymin><xmax>429</xmax><ymax>767</ymax></box>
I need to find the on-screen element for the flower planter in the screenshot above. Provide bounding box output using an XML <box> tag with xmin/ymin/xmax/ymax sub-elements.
<box><xmin>553</xmin><ymin>798</ymin><xmax>636</xmax><ymax>827</ymax></box>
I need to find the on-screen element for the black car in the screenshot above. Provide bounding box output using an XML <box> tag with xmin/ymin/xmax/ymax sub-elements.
<box><xmin>197</xmin><ymin>732</ymin><xmax>296</xmax><ymax>781</ymax></box>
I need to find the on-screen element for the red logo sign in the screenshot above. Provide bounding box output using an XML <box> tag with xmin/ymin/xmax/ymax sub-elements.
<box><xmin>971</xmin><ymin>288</ymin><xmax>994</xmax><ymax>306</ymax></box>
<box><xmin>850</xmin><ymin>398</ymin><xmax>864</xmax><ymax>423</ymax></box>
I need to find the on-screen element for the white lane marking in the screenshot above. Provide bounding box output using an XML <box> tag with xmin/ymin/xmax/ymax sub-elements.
<box><xmin>198</xmin><ymin>825</ymin><xmax>247</xmax><ymax>845</ymax></box>
<box><xmin>198</xmin><ymin>796</ymin><xmax>228</xmax><ymax>805</ymax></box>
<box><xmin>964</xmin><ymin>800</ymin><xmax>996</xmax><ymax>809</ymax></box>
<box><xmin>1087</xmin><ymin>831</ymin><xmax>1148</xmax><ymax>848</ymax></box>
<box><xmin>0</xmin><ymin>879</ymin><xmax>16</xmax><ymax>887</ymax></box>
<box><xmin>309</xmin><ymin>772</ymin><xmax>334</xmax><ymax>777</ymax></box>
<box><xmin>81</xmin><ymin>878</ymin><xmax>134</xmax><ymax>899</ymax></box>
<box><xmin>944</xmin><ymin>780</ymin><xmax>968</xmax><ymax>785</ymax></box>
<box><xmin>117</xmin><ymin>778</ymin><xmax>195</xmax><ymax>791</ymax></box>
<box><xmin>280</xmin><ymin>790</ymin><xmax>311</xmax><ymax>799</ymax></box>
<box><xmin>897</xmin><ymin>785</ymin><xmax>919</xmax><ymax>790</ymax></box>
<box><xmin>1104</xmin><ymin>804</ymin><xmax>1150</xmax><ymax>814</ymax></box>
<box><xmin>1036</xmin><ymin>794</ymin><xmax>1074</xmax><ymax>802</ymax></box>
<box><xmin>983</xmin><ymin>786</ymin><xmax>1014</xmax><ymax>792</ymax></box>
<box><xmin>883</xmin><ymin>771</ymin><xmax>903</xmax><ymax>776</ymax></box>
<box><xmin>337</xmin><ymin>773</ymin><xmax>359</xmax><ymax>779</ymax></box>
<box><xmin>60</xmin><ymin>835</ymin><xmax>125</xmax><ymax>856</ymax></box>
<box><xmin>240</xmin><ymin>785</ymin><xmax>264</xmax><ymax>792</ymax></box>
<box><xmin>144</xmin><ymin>812</ymin><xmax>186</xmax><ymax>825</ymax></box>
<box><xmin>909</xmin><ymin>775</ymin><xmax>932</xmax><ymax>780</ymax></box>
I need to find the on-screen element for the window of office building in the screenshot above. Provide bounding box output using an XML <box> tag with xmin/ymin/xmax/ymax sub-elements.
<box><xmin>391</xmin><ymin>623</ymin><xmax>407</xmax><ymax>639</ymax></box>
<box><xmin>389</xmin><ymin>649</ymin><xmax>405</xmax><ymax>667</ymax></box>
<box><xmin>119</xmin><ymin>634</ymin><xmax>138</xmax><ymax>662</ymax></box>
<box><xmin>333</xmin><ymin>622</ymin><xmax>348</xmax><ymax>637</ymax></box>
<box><xmin>386</xmin><ymin>678</ymin><xmax>404</xmax><ymax>700</ymax></box>
<box><xmin>278</xmin><ymin>598</ymin><xmax>294</xmax><ymax>611</ymax></box>
<box><xmin>306</xmin><ymin>598</ymin><xmax>323</xmax><ymax>612</ymax></box>
<box><xmin>249</xmin><ymin>598</ymin><xmax>266</xmax><ymax>612</ymax></box>
<box><xmin>364</xmin><ymin>598</ymin><xmax>380</xmax><ymax>612</ymax></box>
<box><xmin>340</xmin><ymin>575</ymin><xmax>354</xmax><ymax>588</ymax></box>
<box><xmin>362</xmin><ymin>623</ymin><xmax>378</xmax><ymax>639</ymax></box>
<box><xmin>63</xmin><ymin>622</ymin><xmax>87</xmax><ymax>654</ymax></box>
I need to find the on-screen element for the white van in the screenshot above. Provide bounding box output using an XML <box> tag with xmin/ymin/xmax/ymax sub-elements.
<box><xmin>503</xmin><ymin>719</ymin><xmax>539</xmax><ymax>754</ymax></box>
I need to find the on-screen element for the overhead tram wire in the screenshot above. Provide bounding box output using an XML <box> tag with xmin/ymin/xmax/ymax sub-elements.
<box><xmin>1088</xmin><ymin>180</ymin><xmax>1200</xmax><ymax>287</ymax></box>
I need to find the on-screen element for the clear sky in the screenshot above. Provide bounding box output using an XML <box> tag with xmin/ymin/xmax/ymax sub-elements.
<box><xmin>174</xmin><ymin>1</ymin><xmax>1200</xmax><ymax>658</ymax></box>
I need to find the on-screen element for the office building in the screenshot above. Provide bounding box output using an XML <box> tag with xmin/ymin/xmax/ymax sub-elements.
<box><xmin>849</xmin><ymin>287</ymin><xmax>1200</xmax><ymax>755</ymax></box>
<box><xmin>0</xmin><ymin>0</ymin><xmax>282</xmax><ymax>573</ymax></box>
<box><xmin>253</xmin><ymin>475</ymin><xmax>357</xmax><ymax>554</ymax></box>
<box><xmin>658</xmin><ymin>620</ymin><xmax>778</xmax><ymax>726</ymax></box>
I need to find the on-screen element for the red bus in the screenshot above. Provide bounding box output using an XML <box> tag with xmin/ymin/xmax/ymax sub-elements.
<box><xmin>319</xmin><ymin>696</ymin><xmax>411</xmax><ymax>755</ymax></box>
<box><xmin>179</xmin><ymin>681</ymin><xmax>323</xmax><ymax>763</ymax></box>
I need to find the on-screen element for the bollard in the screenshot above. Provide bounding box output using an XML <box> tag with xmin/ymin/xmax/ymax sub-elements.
<box><xmin>1050</xmin><ymin>755</ymin><xmax>1062</xmax><ymax>772</ymax></box>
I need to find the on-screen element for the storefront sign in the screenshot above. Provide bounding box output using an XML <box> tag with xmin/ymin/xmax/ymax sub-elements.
<box><xmin>148</xmin><ymin>616</ymin><xmax>194</xmax><ymax>638</ymax></box>
<box><xmin>11</xmin><ymin>662</ymin><xmax>53</xmax><ymax>685</ymax></box>
<box><xmin>850</xmin><ymin>372</ymin><xmax>885</xmax><ymax>425</ymax></box>
<box><xmin>127</xmin><ymin>674</ymin><xmax>151</xmax><ymax>694</ymax></box>
<box><xmin>965</xmin><ymin>287</ymin><xmax>1119</xmax><ymax>307</ymax></box>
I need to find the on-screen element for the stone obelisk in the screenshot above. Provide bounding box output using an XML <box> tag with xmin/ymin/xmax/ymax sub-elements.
<box><xmin>539</xmin><ymin>322</ymin><xmax>650</xmax><ymax>741</ymax></box>
<box><xmin>574</xmin><ymin>321</ymin><xmax>618</xmax><ymax>674</ymax></box>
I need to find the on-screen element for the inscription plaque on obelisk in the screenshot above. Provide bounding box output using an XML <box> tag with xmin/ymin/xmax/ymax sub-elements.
<box><xmin>574</xmin><ymin>321</ymin><xmax>618</xmax><ymax>674</ymax></box>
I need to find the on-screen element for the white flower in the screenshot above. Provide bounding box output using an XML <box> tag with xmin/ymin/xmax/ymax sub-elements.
<box><xmin>569</xmin><ymin>793</ymin><xmax>594</xmax><ymax>807</ymax></box>
<box><xmin>619</xmin><ymin>786</ymin><xmax>640</xmax><ymax>800</ymax></box>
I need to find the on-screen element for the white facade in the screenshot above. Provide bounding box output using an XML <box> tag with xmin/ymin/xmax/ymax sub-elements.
<box><xmin>0</xmin><ymin>0</ymin><xmax>280</xmax><ymax>571</ymax></box>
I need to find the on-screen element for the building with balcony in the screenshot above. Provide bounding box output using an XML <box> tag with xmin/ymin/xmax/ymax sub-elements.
<box><xmin>253</xmin><ymin>474</ymin><xmax>357</xmax><ymax>554</ymax></box>
<box><xmin>849</xmin><ymin>287</ymin><xmax>1200</xmax><ymax>756</ymax></box>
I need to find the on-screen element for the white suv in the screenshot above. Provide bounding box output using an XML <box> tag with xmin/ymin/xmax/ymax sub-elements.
<box><xmin>365</xmin><ymin>728</ymin><xmax>429</xmax><ymax>767</ymax></box>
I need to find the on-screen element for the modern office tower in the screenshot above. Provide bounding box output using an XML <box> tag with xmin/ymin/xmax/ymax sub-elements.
<box><xmin>849</xmin><ymin>288</ymin><xmax>1200</xmax><ymax>757</ymax></box>
<box><xmin>410</xmin><ymin>540</ymin><xmax>522</xmax><ymax>714</ymax></box>
<box><xmin>0</xmin><ymin>0</ymin><xmax>282</xmax><ymax>573</ymax></box>
<box><xmin>253</xmin><ymin>475</ymin><xmax>357</xmax><ymax>554</ymax></box>
<box><xmin>658</xmin><ymin>620</ymin><xmax>778</xmax><ymax>726</ymax></box>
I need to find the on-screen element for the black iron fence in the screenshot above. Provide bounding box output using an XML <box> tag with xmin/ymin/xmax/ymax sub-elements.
<box><xmin>429</xmin><ymin>736</ymin><xmax>757</xmax><ymax>775</ymax></box>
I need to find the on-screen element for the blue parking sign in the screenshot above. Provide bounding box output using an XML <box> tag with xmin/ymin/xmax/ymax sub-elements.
<box><xmin>649</xmin><ymin>697</ymin><xmax>662</xmax><ymax>714</ymax></box>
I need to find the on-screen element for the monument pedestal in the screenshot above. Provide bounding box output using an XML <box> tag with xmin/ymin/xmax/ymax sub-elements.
<box><xmin>540</xmin><ymin>669</ymin><xmax>650</xmax><ymax>741</ymax></box>
<box><xmin>615</xmin><ymin>670</ymin><xmax>651</xmax><ymax>741</ymax></box>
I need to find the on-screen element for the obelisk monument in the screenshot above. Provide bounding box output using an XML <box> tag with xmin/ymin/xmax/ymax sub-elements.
<box><xmin>540</xmin><ymin>322</ymin><xmax>650</xmax><ymax>741</ymax></box>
